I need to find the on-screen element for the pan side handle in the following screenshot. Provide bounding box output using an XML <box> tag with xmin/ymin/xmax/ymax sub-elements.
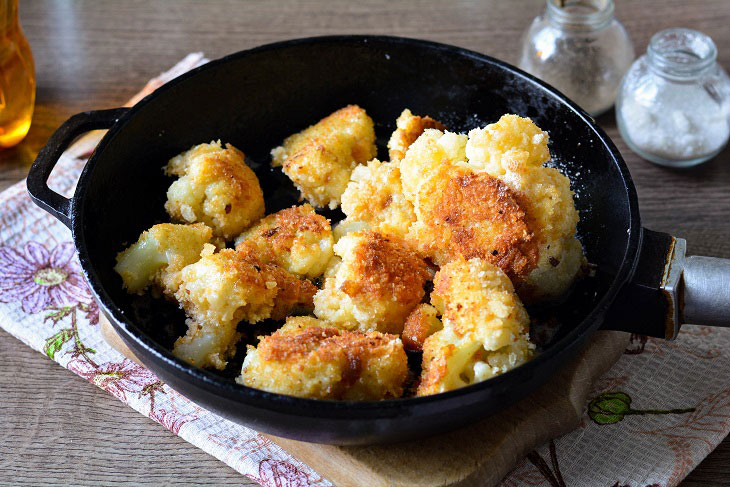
<box><xmin>602</xmin><ymin>227</ymin><xmax>730</xmax><ymax>339</ymax></box>
<box><xmin>26</xmin><ymin>108</ymin><xmax>129</xmax><ymax>229</ymax></box>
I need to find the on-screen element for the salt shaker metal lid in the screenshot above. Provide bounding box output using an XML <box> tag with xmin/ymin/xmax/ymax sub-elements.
<box><xmin>616</xmin><ymin>28</ymin><xmax>730</xmax><ymax>168</ymax></box>
<box><xmin>518</xmin><ymin>0</ymin><xmax>635</xmax><ymax>117</ymax></box>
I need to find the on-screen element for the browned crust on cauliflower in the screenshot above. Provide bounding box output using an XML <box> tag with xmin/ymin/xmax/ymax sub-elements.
<box><xmin>165</xmin><ymin>141</ymin><xmax>265</xmax><ymax>239</ymax></box>
<box><xmin>235</xmin><ymin>204</ymin><xmax>333</xmax><ymax>279</ymax></box>
<box><xmin>411</xmin><ymin>169</ymin><xmax>539</xmax><ymax>282</ymax></box>
<box><xmin>240</xmin><ymin>324</ymin><xmax>407</xmax><ymax>400</ymax></box>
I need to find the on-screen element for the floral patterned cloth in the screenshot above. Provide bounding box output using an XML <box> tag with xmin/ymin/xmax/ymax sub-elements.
<box><xmin>1</xmin><ymin>57</ymin><xmax>729</xmax><ymax>487</ymax></box>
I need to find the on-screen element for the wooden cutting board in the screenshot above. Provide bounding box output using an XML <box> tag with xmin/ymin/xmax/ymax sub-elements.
<box><xmin>100</xmin><ymin>316</ymin><xmax>629</xmax><ymax>487</ymax></box>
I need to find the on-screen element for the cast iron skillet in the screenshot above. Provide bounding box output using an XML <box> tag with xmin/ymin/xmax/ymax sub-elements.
<box><xmin>27</xmin><ymin>36</ymin><xmax>730</xmax><ymax>445</ymax></box>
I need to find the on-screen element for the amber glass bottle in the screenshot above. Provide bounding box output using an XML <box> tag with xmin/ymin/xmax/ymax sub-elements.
<box><xmin>0</xmin><ymin>0</ymin><xmax>35</xmax><ymax>148</ymax></box>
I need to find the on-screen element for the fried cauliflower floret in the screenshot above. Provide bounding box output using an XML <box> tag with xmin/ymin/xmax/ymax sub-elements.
<box><xmin>314</xmin><ymin>231</ymin><xmax>430</xmax><ymax>334</ymax></box>
<box><xmin>465</xmin><ymin>115</ymin><xmax>584</xmax><ymax>301</ymax></box>
<box><xmin>271</xmin><ymin>105</ymin><xmax>377</xmax><ymax>209</ymax></box>
<box><xmin>417</xmin><ymin>257</ymin><xmax>534</xmax><ymax>396</ymax></box>
<box><xmin>340</xmin><ymin>159</ymin><xmax>416</xmax><ymax>239</ymax></box>
<box><xmin>234</xmin><ymin>204</ymin><xmax>333</xmax><ymax>279</ymax></box>
<box><xmin>402</xmin><ymin>303</ymin><xmax>443</xmax><ymax>352</ymax></box>
<box><xmin>238</xmin><ymin>324</ymin><xmax>408</xmax><ymax>400</ymax></box>
<box><xmin>173</xmin><ymin>318</ymin><xmax>240</xmax><ymax>370</ymax></box>
<box><xmin>114</xmin><ymin>223</ymin><xmax>213</xmax><ymax>295</ymax></box>
<box><xmin>399</xmin><ymin>128</ymin><xmax>468</xmax><ymax>210</ymax></box>
<box><xmin>174</xmin><ymin>249</ymin><xmax>279</xmax><ymax>327</ymax></box>
<box><xmin>388</xmin><ymin>109</ymin><xmax>446</xmax><ymax>163</ymax></box>
<box><xmin>399</xmin><ymin>127</ymin><xmax>539</xmax><ymax>281</ymax></box>
<box><xmin>171</xmin><ymin>249</ymin><xmax>316</xmax><ymax>370</ymax></box>
<box><xmin>165</xmin><ymin>141</ymin><xmax>265</xmax><ymax>239</ymax></box>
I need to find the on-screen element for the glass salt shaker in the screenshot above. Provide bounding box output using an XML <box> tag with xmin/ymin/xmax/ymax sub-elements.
<box><xmin>616</xmin><ymin>28</ymin><xmax>730</xmax><ymax>168</ymax></box>
<box><xmin>518</xmin><ymin>0</ymin><xmax>634</xmax><ymax>116</ymax></box>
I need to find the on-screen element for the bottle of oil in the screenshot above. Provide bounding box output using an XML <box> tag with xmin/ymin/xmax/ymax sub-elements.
<box><xmin>0</xmin><ymin>0</ymin><xmax>34</xmax><ymax>148</ymax></box>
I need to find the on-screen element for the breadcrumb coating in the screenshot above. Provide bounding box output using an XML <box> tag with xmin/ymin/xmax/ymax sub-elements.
<box><xmin>114</xmin><ymin>223</ymin><xmax>212</xmax><ymax>295</ymax></box>
<box><xmin>465</xmin><ymin>115</ymin><xmax>584</xmax><ymax>301</ymax></box>
<box><xmin>402</xmin><ymin>303</ymin><xmax>443</xmax><ymax>352</ymax></box>
<box><xmin>417</xmin><ymin>257</ymin><xmax>534</xmax><ymax>396</ymax></box>
<box><xmin>314</xmin><ymin>231</ymin><xmax>430</xmax><ymax>334</ymax></box>
<box><xmin>271</xmin><ymin>105</ymin><xmax>377</xmax><ymax>209</ymax></box>
<box><xmin>239</xmin><ymin>320</ymin><xmax>408</xmax><ymax>400</ymax></box>
<box><xmin>388</xmin><ymin>109</ymin><xmax>446</xmax><ymax>163</ymax></box>
<box><xmin>234</xmin><ymin>204</ymin><xmax>334</xmax><ymax>279</ymax></box>
<box><xmin>340</xmin><ymin>159</ymin><xmax>416</xmax><ymax>239</ymax></box>
<box><xmin>165</xmin><ymin>141</ymin><xmax>265</xmax><ymax>240</ymax></box>
<box><xmin>172</xmin><ymin>248</ymin><xmax>316</xmax><ymax>369</ymax></box>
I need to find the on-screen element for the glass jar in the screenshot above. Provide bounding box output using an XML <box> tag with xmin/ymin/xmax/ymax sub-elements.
<box><xmin>518</xmin><ymin>0</ymin><xmax>634</xmax><ymax>116</ymax></box>
<box><xmin>616</xmin><ymin>28</ymin><xmax>730</xmax><ymax>168</ymax></box>
<box><xmin>0</xmin><ymin>0</ymin><xmax>35</xmax><ymax>149</ymax></box>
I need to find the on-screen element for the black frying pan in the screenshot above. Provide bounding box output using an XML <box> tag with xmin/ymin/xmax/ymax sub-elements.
<box><xmin>26</xmin><ymin>36</ymin><xmax>730</xmax><ymax>445</ymax></box>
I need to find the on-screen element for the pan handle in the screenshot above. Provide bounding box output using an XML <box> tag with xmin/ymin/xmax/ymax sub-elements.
<box><xmin>26</xmin><ymin>107</ymin><xmax>129</xmax><ymax>229</ymax></box>
<box><xmin>682</xmin><ymin>256</ymin><xmax>730</xmax><ymax>327</ymax></box>
<box><xmin>602</xmin><ymin>228</ymin><xmax>730</xmax><ymax>339</ymax></box>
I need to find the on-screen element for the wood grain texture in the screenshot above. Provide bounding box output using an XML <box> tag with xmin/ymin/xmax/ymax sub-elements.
<box><xmin>1</xmin><ymin>0</ymin><xmax>729</xmax><ymax>485</ymax></box>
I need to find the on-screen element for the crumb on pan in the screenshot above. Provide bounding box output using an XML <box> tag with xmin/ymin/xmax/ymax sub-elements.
<box><xmin>164</xmin><ymin>140</ymin><xmax>265</xmax><ymax>239</ymax></box>
<box><xmin>238</xmin><ymin>319</ymin><xmax>408</xmax><ymax>400</ymax></box>
<box><xmin>234</xmin><ymin>204</ymin><xmax>334</xmax><ymax>279</ymax></box>
<box><xmin>388</xmin><ymin>108</ymin><xmax>447</xmax><ymax>163</ymax></box>
<box><xmin>314</xmin><ymin>231</ymin><xmax>430</xmax><ymax>334</ymax></box>
<box><xmin>340</xmin><ymin>158</ymin><xmax>416</xmax><ymax>239</ymax></box>
<box><xmin>114</xmin><ymin>222</ymin><xmax>212</xmax><ymax>295</ymax></box>
<box><xmin>271</xmin><ymin>105</ymin><xmax>377</xmax><ymax>209</ymax></box>
<box><xmin>417</xmin><ymin>257</ymin><xmax>534</xmax><ymax>396</ymax></box>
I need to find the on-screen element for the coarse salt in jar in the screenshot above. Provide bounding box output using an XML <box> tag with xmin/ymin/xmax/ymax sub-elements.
<box><xmin>616</xmin><ymin>28</ymin><xmax>730</xmax><ymax>168</ymax></box>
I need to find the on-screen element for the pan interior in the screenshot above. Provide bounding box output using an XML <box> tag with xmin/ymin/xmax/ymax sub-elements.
<box><xmin>77</xmin><ymin>37</ymin><xmax>633</xmax><ymax>388</ymax></box>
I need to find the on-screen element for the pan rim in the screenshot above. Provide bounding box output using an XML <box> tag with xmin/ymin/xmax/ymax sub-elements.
<box><xmin>73</xmin><ymin>34</ymin><xmax>642</xmax><ymax>417</ymax></box>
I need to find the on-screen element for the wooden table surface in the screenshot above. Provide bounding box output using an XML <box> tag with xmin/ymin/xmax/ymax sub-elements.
<box><xmin>1</xmin><ymin>0</ymin><xmax>729</xmax><ymax>485</ymax></box>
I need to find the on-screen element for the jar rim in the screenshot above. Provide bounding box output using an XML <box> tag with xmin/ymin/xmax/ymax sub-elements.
<box><xmin>546</xmin><ymin>0</ymin><xmax>614</xmax><ymax>30</ymax></box>
<box><xmin>647</xmin><ymin>28</ymin><xmax>717</xmax><ymax>78</ymax></box>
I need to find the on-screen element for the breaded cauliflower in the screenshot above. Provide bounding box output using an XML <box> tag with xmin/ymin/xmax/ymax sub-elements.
<box><xmin>340</xmin><ymin>159</ymin><xmax>416</xmax><ymax>239</ymax></box>
<box><xmin>173</xmin><ymin>318</ymin><xmax>240</xmax><ymax>370</ymax></box>
<box><xmin>271</xmin><ymin>105</ymin><xmax>377</xmax><ymax>209</ymax></box>
<box><xmin>399</xmin><ymin>128</ymin><xmax>538</xmax><ymax>280</ymax></box>
<box><xmin>174</xmin><ymin>248</ymin><xmax>279</xmax><ymax>327</ymax></box>
<box><xmin>114</xmin><ymin>223</ymin><xmax>212</xmax><ymax>295</ymax></box>
<box><xmin>172</xmin><ymin>248</ymin><xmax>316</xmax><ymax>369</ymax></box>
<box><xmin>417</xmin><ymin>257</ymin><xmax>534</xmax><ymax>396</ymax></box>
<box><xmin>314</xmin><ymin>231</ymin><xmax>430</xmax><ymax>334</ymax></box>
<box><xmin>238</xmin><ymin>319</ymin><xmax>408</xmax><ymax>400</ymax></box>
<box><xmin>387</xmin><ymin>109</ymin><xmax>446</xmax><ymax>163</ymax></box>
<box><xmin>399</xmin><ymin>128</ymin><xmax>468</xmax><ymax>209</ymax></box>
<box><xmin>165</xmin><ymin>141</ymin><xmax>265</xmax><ymax>239</ymax></box>
<box><xmin>465</xmin><ymin>115</ymin><xmax>584</xmax><ymax>301</ymax></box>
<box><xmin>402</xmin><ymin>303</ymin><xmax>443</xmax><ymax>352</ymax></box>
<box><xmin>234</xmin><ymin>204</ymin><xmax>333</xmax><ymax>279</ymax></box>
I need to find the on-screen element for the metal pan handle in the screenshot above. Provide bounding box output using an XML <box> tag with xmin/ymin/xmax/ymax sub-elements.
<box><xmin>603</xmin><ymin>228</ymin><xmax>730</xmax><ymax>339</ymax></box>
<box><xmin>26</xmin><ymin>107</ymin><xmax>129</xmax><ymax>229</ymax></box>
<box><xmin>682</xmin><ymin>256</ymin><xmax>730</xmax><ymax>327</ymax></box>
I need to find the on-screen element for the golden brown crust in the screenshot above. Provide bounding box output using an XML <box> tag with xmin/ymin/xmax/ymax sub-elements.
<box><xmin>402</xmin><ymin>303</ymin><xmax>442</xmax><ymax>352</ymax></box>
<box><xmin>340</xmin><ymin>231</ymin><xmax>430</xmax><ymax>304</ymax></box>
<box><xmin>388</xmin><ymin>109</ymin><xmax>447</xmax><ymax>163</ymax></box>
<box><xmin>264</xmin><ymin>262</ymin><xmax>317</xmax><ymax>320</ymax></box>
<box><xmin>413</xmin><ymin>169</ymin><xmax>539</xmax><ymax>281</ymax></box>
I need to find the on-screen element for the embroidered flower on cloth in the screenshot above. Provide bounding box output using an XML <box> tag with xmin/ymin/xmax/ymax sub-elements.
<box><xmin>0</xmin><ymin>241</ymin><xmax>90</xmax><ymax>314</ymax></box>
<box><xmin>68</xmin><ymin>358</ymin><xmax>161</xmax><ymax>402</ymax></box>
